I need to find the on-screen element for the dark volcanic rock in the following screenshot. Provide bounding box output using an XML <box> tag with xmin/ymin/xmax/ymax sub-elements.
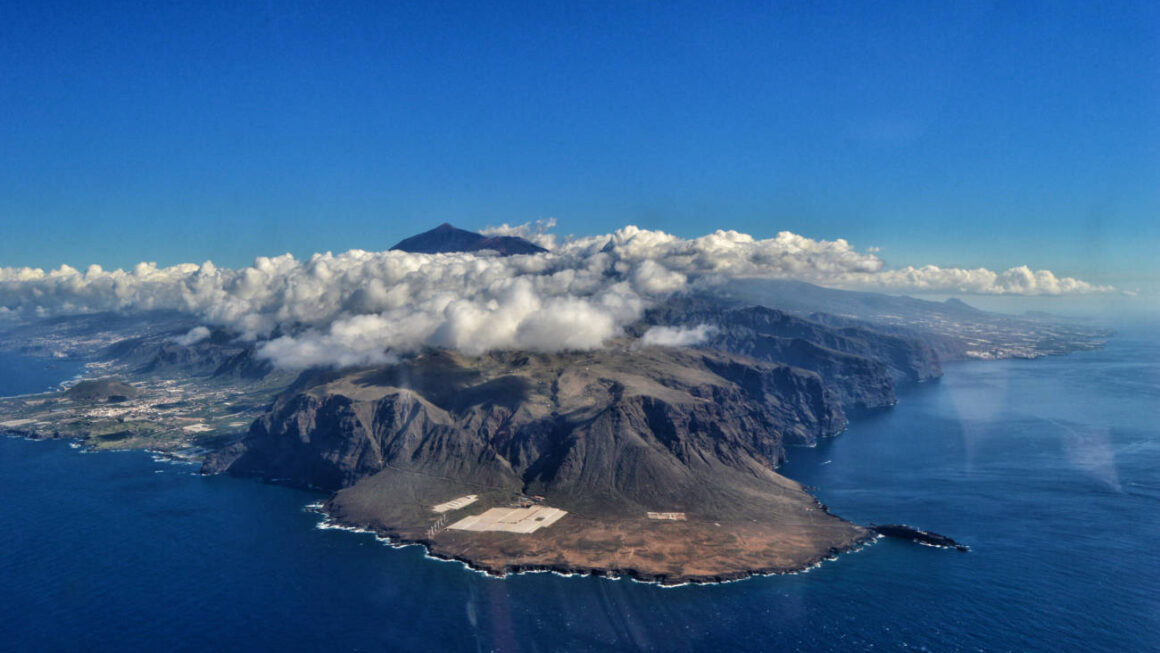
<box><xmin>390</xmin><ymin>223</ymin><xmax>547</xmax><ymax>256</ymax></box>
<box><xmin>203</xmin><ymin>346</ymin><xmax>873</xmax><ymax>583</ymax></box>
<box><xmin>204</xmin><ymin>347</ymin><xmax>845</xmax><ymax>508</ymax></box>
<box><xmin>638</xmin><ymin>295</ymin><xmax>942</xmax><ymax>410</ymax></box>
<box><xmin>192</xmin><ymin>293</ymin><xmax>956</xmax><ymax>582</ymax></box>
<box><xmin>65</xmin><ymin>378</ymin><xmax>139</xmax><ymax>402</ymax></box>
<box><xmin>872</xmin><ymin>524</ymin><xmax>969</xmax><ymax>551</ymax></box>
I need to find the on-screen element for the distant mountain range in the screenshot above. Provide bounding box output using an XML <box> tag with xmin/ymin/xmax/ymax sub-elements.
<box><xmin>722</xmin><ymin>278</ymin><xmax>1109</xmax><ymax>360</ymax></box>
<box><xmin>390</xmin><ymin>223</ymin><xmax>547</xmax><ymax>256</ymax></box>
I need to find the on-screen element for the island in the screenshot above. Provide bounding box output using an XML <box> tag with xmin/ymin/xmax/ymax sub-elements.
<box><xmin>0</xmin><ymin>226</ymin><xmax>1110</xmax><ymax>584</ymax></box>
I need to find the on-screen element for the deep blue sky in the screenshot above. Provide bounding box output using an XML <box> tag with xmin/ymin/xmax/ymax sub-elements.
<box><xmin>1</xmin><ymin>1</ymin><xmax>1157</xmax><ymax>294</ymax></box>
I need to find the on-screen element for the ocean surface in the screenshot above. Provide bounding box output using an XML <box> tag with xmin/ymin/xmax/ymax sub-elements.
<box><xmin>0</xmin><ymin>350</ymin><xmax>85</xmax><ymax>397</ymax></box>
<box><xmin>2</xmin><ymin>328</ymin><xmax>1157</xmax><ymax>652</ymax></box>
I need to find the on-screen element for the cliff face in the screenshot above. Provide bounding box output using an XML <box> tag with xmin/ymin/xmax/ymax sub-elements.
<box><xmin>639</xmin><ymin>295</ymin><xmax>942</xmax><ymax>409</ymax></box>
<box><xmin>202</xmin><ymin>346</ymin><xmax>874</xmax><ymax>583</ymax></box>
<box><xmin>197</xmin><ymin>328</ymin><xmax>884</xmax><ymax>582</ymax></box>
<box><xmin>210</xmin><ymin>388</ymin><xmax>519</xmax><ymax>491</ymax></box>
<box><xmin>710</xmin><ymin>334</ymin><xmax>895</xmax><ymax>410</ymax></box>
<box><xmin>194</xmin><ymin>293</ymin><xmax>942</xmax><ymax>582</ymax></box>
<box><xmin>205</xmin><ymin>347</ymin><xmax>844</xmax><ymax>507</ymax></box>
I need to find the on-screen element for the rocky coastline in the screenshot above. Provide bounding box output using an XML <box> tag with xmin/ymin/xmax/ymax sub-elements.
<box><xmin>4</xmin><ymin>287</ymin><xmax>1098</xmax><ymax>585</ymax></box>
<box><xmin>312</xmin><ymin>494</ymin><xmax>881</xmax><ymax>586</ymax></box>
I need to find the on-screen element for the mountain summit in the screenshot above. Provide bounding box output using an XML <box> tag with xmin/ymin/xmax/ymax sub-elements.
<box><xmin>390</xmin><ymin>223</ymin><xmax>548</xmax><ymax>256</ymax></box>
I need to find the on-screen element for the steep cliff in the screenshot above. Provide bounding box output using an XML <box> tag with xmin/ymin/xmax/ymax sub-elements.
<box><xmin>206</xmin><ymin>346</ymin><xmax>845</xmax><ymax>507</ymax></box>
<box><xmin>204</xmin><ymin>346</ymin><xmax>867</xmax><ymax>582</ymax></box>
<box><xmin>638</xmin><ymin>295</ymin><xmax>942</xmax><ymax>410</ymax></box>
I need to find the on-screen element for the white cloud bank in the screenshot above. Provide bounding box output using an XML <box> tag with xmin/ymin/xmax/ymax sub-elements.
<box><xmin>480</xmin><ymin>218</ymin><xmax>559</xmax><ymax>250</ymax></box>
<box><xmin>0</xmin><ymin>225</ymin><xmax>1113</xmax><ymax>368</ymax></box>
<box><xmin>173</xmin><ymin>325</ymin><xmax>211</xmax><ymax>346</ymax></box>
<box><xmin>638</xmin><ymin>325</ymin><xmax>716</xmax><ymax>348</ymax></box>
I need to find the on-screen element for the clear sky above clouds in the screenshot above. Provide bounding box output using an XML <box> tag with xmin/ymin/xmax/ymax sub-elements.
<box><xmin>1</xmin><ymin>1</ymin><xmax>1156</xmax><ymax>299</ymax></box>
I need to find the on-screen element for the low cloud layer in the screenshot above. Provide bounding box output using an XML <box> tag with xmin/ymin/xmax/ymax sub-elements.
<box><xmin>0</xmin><ymin>225</ymin><xmax>1113</xmax><ymax>368</ymax></box>
<box><xmin>173</xmin><ymin>325</ymin><xmax>211</xmax><ymax>346</ymax></box>
<box><xmin>842</xmin><ymin>264</ymin><xmax>1111</xmax><ymax>296</ymax></box>
<box><xmin>639</xmin><ymin>325</ymin><xmax>716</xmax><ymax>348</ymax></box>
<box><xmin>480</xmin><ymin>218</ymin><xmax>559</xmax><ymax>250</ymax></box>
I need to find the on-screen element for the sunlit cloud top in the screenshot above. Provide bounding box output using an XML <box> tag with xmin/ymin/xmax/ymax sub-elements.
<box><xmin>0</xmin><ymin>224</ymin><xmax>1113</xmax><ymax>368</ymax></box>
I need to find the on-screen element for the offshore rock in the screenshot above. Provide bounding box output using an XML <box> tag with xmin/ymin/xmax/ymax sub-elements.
<box><xmin>872</xmin><ymin>524</ymin><xmax>970</xmax><ymax>552</ymax></box>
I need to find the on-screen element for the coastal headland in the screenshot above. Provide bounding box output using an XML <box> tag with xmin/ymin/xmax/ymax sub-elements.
<box><xmin>0</xmin><ymin>267</ymin><xmax>1108</xmax><ymax>583</ymax></box>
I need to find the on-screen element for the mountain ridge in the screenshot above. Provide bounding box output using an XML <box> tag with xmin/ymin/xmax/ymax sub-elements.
<box><xmin>203</xmin><ymin>344</ymin><xmax>866</xmax><ymax>583</ymax></box>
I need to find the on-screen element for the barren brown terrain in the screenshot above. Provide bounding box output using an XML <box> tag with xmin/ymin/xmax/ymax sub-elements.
<box><xmin>325</xmin><ymin>460</ymin><xmax>870</xmax><ymax>584</ymax></box>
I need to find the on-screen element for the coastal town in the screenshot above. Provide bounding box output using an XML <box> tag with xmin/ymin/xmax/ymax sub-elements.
<box><xmin>0</xmin><ymin>362</ymin><xmax>289</xmax><ymax>454</ymax></box>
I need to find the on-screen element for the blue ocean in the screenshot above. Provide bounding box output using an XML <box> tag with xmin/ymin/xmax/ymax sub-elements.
<box><xmin>2</xmin><ymin>328</ymin><xmax>1157</xmax><ymax>651</ymax></box>
<box><xmin>0</xmin><ymin>351</ymin><xmax>85</xmax><ymax>397</ymax></box>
